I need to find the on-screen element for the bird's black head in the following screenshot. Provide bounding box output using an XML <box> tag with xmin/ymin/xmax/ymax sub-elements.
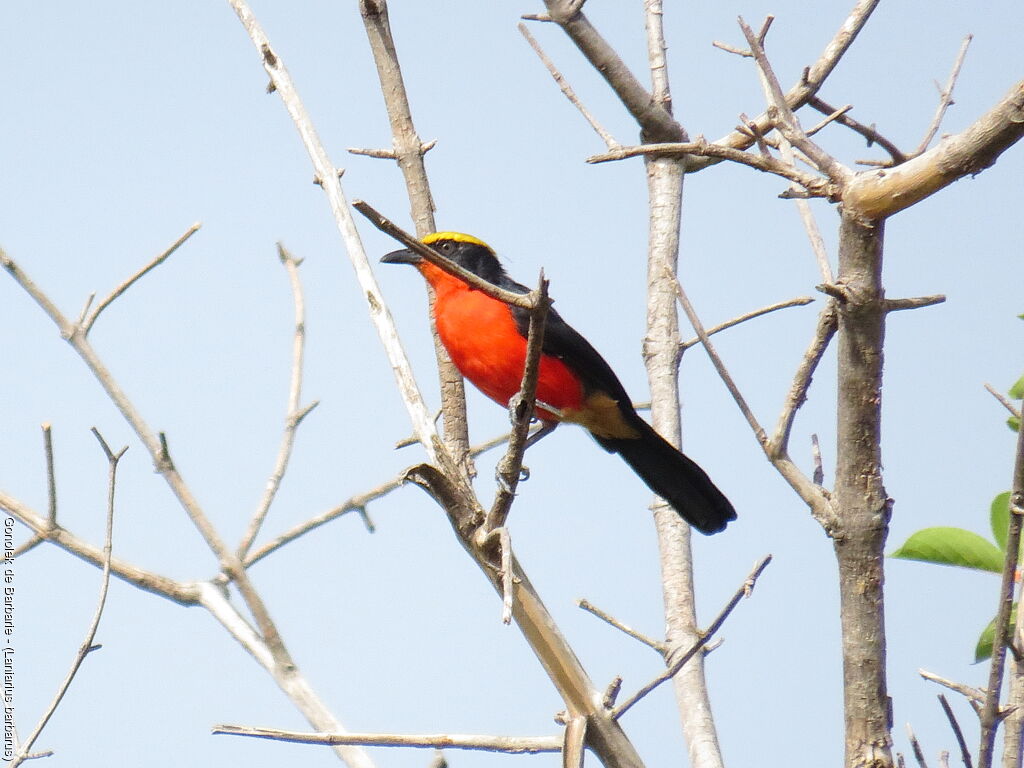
<box><xmin>381</xmin><ymin>232</ymin><xmax>505</xmax><ymax>284</ymax></box>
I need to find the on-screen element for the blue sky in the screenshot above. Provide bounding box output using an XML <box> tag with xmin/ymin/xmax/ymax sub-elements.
<box><xmin>2</xmin><ymin>2</ymin><xmax>1022</xmax><ymax>766</ymax></box>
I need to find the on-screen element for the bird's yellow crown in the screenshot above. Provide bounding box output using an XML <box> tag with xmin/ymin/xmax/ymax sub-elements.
<box><xmin>422</xmin><ymin>231</ymin><xmax>493</xmax><ymax>251</ymax></box>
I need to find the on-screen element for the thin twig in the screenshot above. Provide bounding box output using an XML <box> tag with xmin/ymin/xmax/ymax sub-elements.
<box><xmin>688</xmin><ymin>0</ymin><xmax>881</xmax><ymax>173</ymax></box>
<box><xmin>487</xmin><ymin>272</ymin><xmax>550</xmax><ymax>530</ymax></box>
<box><xmin>587</xmin><ymin>139</ymin><xmax>837</xmax><ymax>199</ymax></box>
<box><xmin>938</xmin><ymin>694</ymin><xmax>974</xmax><ymax>768</ymax></box>
<box><xmin>577</xmin><ymin>599</ymin><xmax>665</xmax><ymax>652</ymax></box>
<box><xmin>906</xmin><ymin>722</ymin><xmax>929</xmax><ymax>768</ymax></box>
<box><xmin>770</xmin><ymin>303</ymin><xmax>839</xmax><ymax>457</ymax></box>
<box><xmin>2</xmin><ymin>490</ymin><xmax>199</xmax><ymax>603</ymax></box>
<box><xmin>672</xmin><ymin>271</ymin><xmax>767</xmax><ymax>448</ymax></box>
<box><xmin>228</xmin><ymin>0</ymin><xmax>442</xmax><ymax>471</ymax></box>
<box><xmin>212</xmin><ymin>724</ymin><xmax>562</xmax><ymax>754</ymax></box>
<box><xmin>42</xmin><ymin>423</ymin><xmax>57</xmax><ymax>526</ymax></box>
<box><xmin>81</xmin><ymin>223</ymin><xmax>201</xmax><ymax>335</ymax></box>
<box><xmin>979</xmin><ymin>417</ymin><xmax>1024</xmax><ymax>768</ymax></box>
<box><xmin>679</xmin><ymin>296</ymin><xmax>814</xmax><ymax>350</ymax></box>
<box><xmin>808</xmin><ymin>96</ymin><xmax>906</xmax><ymax>164</ymax></box>
<box><xmin>9</xmin><ymin>431</ymin><xmax>124</xmax><ymax>767</ymax></box>
<box><xmin>912</xmin><ymin>35</ymin><xmax>973</xmax><ymax>157</ymax></box>
<box><xmin>243</xmin><ymin>423</ymin><xmax>549</xmax><ymax>568</ymax></box>
<box><xmin>237</xmin><ymin>244</ymin><xmax>317</xmax><ymax>559</ymax></box>
<box><xmin>613</xmin><ymin>555</ymin><xmax>771</xmax><ymax>720</ymax></box>
<box><xmin>738</xmin><ymin>17</ymin><xmax>851</xmax><ymax>186</ymax></box>
<box><xmin>519</xmin><ymin>23</ymin><xmax>619</xmax><ymax>150</ymax></box>
<box><xmin>776</xmin><ymin>133</ymin><xmax>835</xmax><ymax>283</ymax></box>
<box><xmin>674</xmin><ymin>271</ymin><xmax>836</xmax><ymax>528</ymax></box>
<box><xmin>985</xmin><ymin>384</ymin><xmax>1022</xmax><ymax>420</ymax></box>
<box><xmin>885</xmin><ymin>295</ymin><xmax>946</xmax><ymax>312</ymax></box>
<box><xmin>919</xmin><ymin>669</ymin><xmax>986</xmax><ymax>709</ymax></box>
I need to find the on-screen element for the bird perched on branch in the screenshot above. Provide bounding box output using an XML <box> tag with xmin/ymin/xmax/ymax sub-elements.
<box><xmin>381</xmin><ymin>232</ymin><xmax>736</xmax><ymax>535</ymax></box>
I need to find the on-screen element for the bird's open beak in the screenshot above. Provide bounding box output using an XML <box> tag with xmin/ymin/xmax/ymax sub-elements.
<box><xmin>380</xmin><ymin>248</ymin><xmax>422</xmax><ymax>265</ymax></box>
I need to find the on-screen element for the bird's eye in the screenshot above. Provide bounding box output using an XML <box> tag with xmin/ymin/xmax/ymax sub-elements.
<box><xmin>440</xmin><ymin>242</ymin><xmax>452</xmax><ymax>251</ymax></box>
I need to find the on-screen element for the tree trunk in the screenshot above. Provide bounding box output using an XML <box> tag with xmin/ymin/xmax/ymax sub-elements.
<box><xmin>833</xmin><ymin>211</ymin><xmax>893</xmax><ymax>768</ymax></box>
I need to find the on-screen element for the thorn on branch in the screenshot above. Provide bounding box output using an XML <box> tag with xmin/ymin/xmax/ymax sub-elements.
<box><xmin>884</xmin><ymin>295</ymin><xmax>946</xmax><ymax>312</ymax></box>
<box><xmin>712</xmin><ymin>40</ymin><xmax>751</xmax><ymax>58</ymax></box>
<box><xmin>603</xmin><ymin>676</ymin><xmax>623</xmax><ymax>709</ymax></box>
<box><xmin>157</xmin><ymin>432</ymin><xmax>175</xmax><ymax>473</ymax></box>
<box><xmin>347</xmin><ymin>147</ymin><xmax>398</xmax><ymax>160</ymax></box>
<box><xmin>815</xmin><ymin>282</ymin><xmax>849</xmax><ymax>302</ymax></box>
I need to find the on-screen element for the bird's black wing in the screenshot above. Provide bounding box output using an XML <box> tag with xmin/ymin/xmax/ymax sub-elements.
<box><xmin>503</xmin><ymin>275</ymin><xmax>634</xmax><ymax>408</ymax></box>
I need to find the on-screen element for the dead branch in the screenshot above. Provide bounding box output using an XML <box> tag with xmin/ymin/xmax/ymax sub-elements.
<box><xmin>613</xmin><ymin>556</ymin><xmax>772</xmax><ymax>720</ymax></box>
<box><xmin>978</xmin><ymin>416</ymin><xmax>1024</xmax><ymax>768</ymax></box>
<box><xmin>213</xmin><ymin>724</ymin><xmax>562</xmax><ymax>754</ymax></box>
<box><xmin>9</xmin><ymin>431</ymin><xmax>123</xmax><ymax>767</ymax></box>
<box><xmin>238</xmin><ymin>244</ymin><xmax>318</xmax><ymax>559</ymax></box>
<box><xmin>519</xmin><ymin>22</ymin><xmax>619</xmax><ymax>150</ymax></box>
<box><xmin>81</xmin><ymin>223</ymin><xmax>201</xmax><ymax>335</ymax></box>
<box><xmin>843</xmin><ymin>81</ymin><xmax>1024</xmax><ymax>219</ymax></box>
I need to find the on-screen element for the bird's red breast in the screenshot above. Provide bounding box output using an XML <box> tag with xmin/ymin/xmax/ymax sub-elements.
<box><xmin>416</xmin><ymin>261</ymin><xmax>584</xmax><ymax>421</ymax></box>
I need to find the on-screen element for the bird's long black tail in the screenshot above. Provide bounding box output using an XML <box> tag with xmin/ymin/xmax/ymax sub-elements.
<box><xmin>595</xmin><ymin>419</ymin><xmax>736</xmax><ymax>535</ymax></box>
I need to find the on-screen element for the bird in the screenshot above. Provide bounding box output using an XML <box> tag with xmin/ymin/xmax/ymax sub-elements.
<box><xmin>381</xmin><ymin>232</ymin><xmax>736</xmax><ymax>535</ymax></box>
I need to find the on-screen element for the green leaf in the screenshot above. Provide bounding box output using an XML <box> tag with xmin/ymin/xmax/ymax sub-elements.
<box><xmin>1011</xmin><ymin>415</ymin><xmax>1022</xmax><ymax>433</ymax></box>
<box><xmin>992</xmin><ymin>492</ymin><xmax>1012</xmax><ymax>552</ymax></box>
<box><xmin>976</xmin><ymin>604</ymin><xmax>1018</xmax><ymax>662</ymax></box>
<box><xmin>891</xmin><ymin>527</ymin><xmax>1004</xmax><ymax>572</ymax></box>
<box><xmin>1010</xmin><ymin>374</ymin><xmax>1024</xmax><ymax>400</ymax></box>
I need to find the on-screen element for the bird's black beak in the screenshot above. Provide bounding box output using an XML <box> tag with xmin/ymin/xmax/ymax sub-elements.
<box><xmin>380</xmin><ymin>247</ymin><xmax>422</xmax><ymax>266</ymax></box>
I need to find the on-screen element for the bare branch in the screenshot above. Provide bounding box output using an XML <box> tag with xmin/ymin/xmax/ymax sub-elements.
<box><xmin>538</xmin><ymin>0</ymin><xmax>685</xmax><ymax>143</ymax></box>
<box><xmin>587</xmin><ymin>139</ymin><xmax>838</xmax><ymax>199</ymax></box>
<box><xmin>885</xmin><ymin>295</ymin><xmax>947</xmax><ymax>312</ymax></box>
<box><xmin>919</xmin><ymin>669</ymin><xmax>985</xmax><ymax>709</ymax></box>
<box><xmin>844</xmin><ymin>81</ymin><xmax>1024</xmax><ymax>219</ymax></box>
<box><xmin>1</xmin><ymin>245</ymin><xmax>288</xmax><ymax>654</ymax></box>
<box><xmin>519</xmin><ymin>23</ymin><xmax>619</xmax><ymax>150</ymax></box>
<box><xmin>912</xmin><ymin>35</ymin><xmax>973</xmax><ymax>157</ymax></box>
<box><xmin>81</xmin><ymin>222</ymin><xmax>201</xmax><ymax>335</ymax></box>
<box><xmin>2</xmin><ymin>488</ymin><xmax>200</xmax><ymax>606</ymax></box>
<box><xmin>238</xmin><ymin>244</ymin><xmax>316</xmax><ymax>559</ymax></box>
<box><xmin>674</xmin><ymin>272</ymin><xmax>836</xmax><ymax>528</ymax></box>
<box><xmin>679</xmin><ymin>296</ymin><xmax>814</xmax><ymax>351</ymax></box>
<box><xmin>42</xmin><ymin>423</ymin><xmax>57</xmax><ymax>527</ymax></box>
<box><xmin>688</xmin><ymin>0</ymin><xmax>881</xmax><ymax>172</ymax></box>
<box><xmin>770</xmin><ymin>303</ymin><xmax>838</xmax><ymax>458</ymax></box>
<box><xmin>563</xmin><ymin>716</ymin><xmax>587</xmax><ymax>768</ymax></box>
<box><xmin>979</xmin><ymin>416</ymin><xmax>1024</xmax><ymax>768</ymax></box>
<box><xmin>613</xmin><ymin>555</ymin><xmax>772</xmax><ymax>720</ymax></box>
<box><xmin>358</xmin><ymin>0</ymin><xmax>473</xmax><ymax>477</ymax></box>
<box><xmin>577</xmin><ymin>599</ymin><xmax>666</xmax><ymax>653</ymax></box>
<box><xmin>937</xmin><ymin>695</ymin><xmax>974</xmax><ymax>768</ymax></box>
<box><xmin>985</xmin><ymin>384</ymin><xmax>1022</xmax><ymax>421</ymax></box>
<box><xmin>9</xmin><ymin>432</ymin><xmax>123</xmax><ymax>767</ymax></box>
<box><xmin>906</xmin><ymin>723</ymin><xmax>929</xmax><ymax>768</ymax></box>
<box><xmin>738</xmin><ymin>16</ymin><xmax>852</xmax><ymax>186</ymax></box>
<box><xmin>227</xmin><ymin>0</ymin><xmax>442</xmax><ymax>466</ymax></box>
<box><xmin>808</xmin><ymin>96</ymin><xmax>906</xmax><ymax>164</ymax></box>
<box><xmin>488</xmin><ymin>272</ymin><xmax>550</xmax><ymax>531</ymax></box>
<box><xmin>212</xmin><ymin>724</ymin><xmax>562</xmax><ymax>754</ymax></box>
